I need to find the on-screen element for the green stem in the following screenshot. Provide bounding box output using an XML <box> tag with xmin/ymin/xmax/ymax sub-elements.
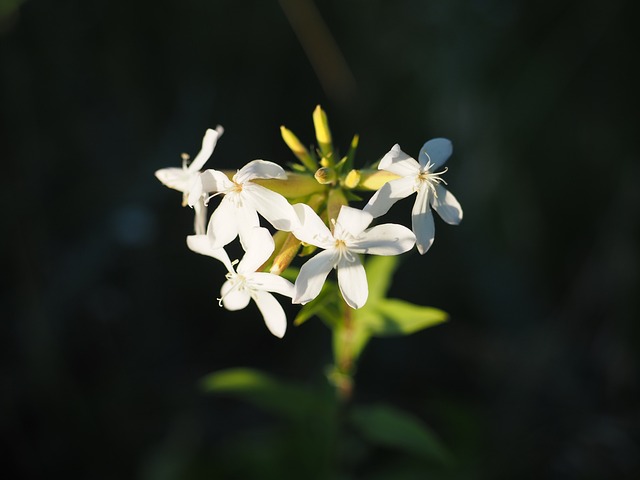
<box><xmin>334</xmin><ymin>301</ymin><xmax>355</xmax><ymax>402</ymax></box>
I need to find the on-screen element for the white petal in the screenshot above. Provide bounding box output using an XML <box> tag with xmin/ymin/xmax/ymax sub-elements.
<box><xmin>252</xmin><ymin>290</ymin><xmax>287</xmax><ymax>338</ymax></box>
<box><xmin>419</xmin><ymin>138</ymin><xmax>452</xmax><ymax>169</ymax></box>
<box><xmin>206</xmin><ymin>197</ymin><xmax>239</xmax><ymax>249</ymax></box>
<box><xmin>293</xmin><ymin>249</ymin><xmax>337</xmax><ymax>304</ymax></box>
<box><xmin>235</xmin><ymin>204</ymin><xmax>261</xmax><ymax>252</ymax></box>
<box><xmin>249</xmin><ymin>272</ymin><xmax>295</xmax><ymax>298</ymax></box>
<box><xmin>193</xmin><ymin>198</ymin><xmax>207</xmax><ymax>235</ymax></box>
<box><xmin>235</xmin><ymin>160</ymin><xmax>287</xmax><ymax>184</ymax></box>
<box><xmin>335</xmin><ymin>206</ymin><xmax>372</xmax><ymax>237</ymax></box>
<box><xmin>244</xmin><ymin>184</ymin><xmax>298</xmax><ymax>232</ymax></box>
<box><xmin>378</xmin><ymin>144</ymin><xmax>421</xmax><ymax>177</ymax></box>
<box><xmin>155</xmin><ymin>167</ymin><xmax>192</xmax><ymax>192</ymax></box>
<box><xmin>186</xmin><ymin>234</ymin><xmax>234</xmax><ymax>271</ymax></box>
<box><xmin>237</xmin><ymin>227</ymin><xmax>275</xmax><ymax>274</ymax></box>
<box><xmin>431</xmin><ymin>184</ymin><xmax>463</xmax><ymax>225</ymax></box>
<box><xmin>349</xmin><ymin>224</ymin><xmax>416</xmax><ymax>255</ymax></box>
<box><xmin>187</xmin><ymin>169</ymin><xmax>233</xmax><ymax>206</ymax></box>
<box><xmin>221</xmin><ymin>280</ymin><xmax>251</xmax><ymax>311</ymax></box>
<box><xmin>412</xmin><ymin>186</ymin><xmax>435</xmax><ymax>255</ymax></box>
<box><xmin>363</xmin><ymin>176</ymin><xmax>416</xmax><ymax>218</ymax></box>
<box><xmin>337</xmin><ymin>256</ymin><xmax>368</xmax><ymax>309</ymax></box>
<box><xmin>187</xmin><ymin>126</ymin><xmax>224</xmax><ymax>172</ymax></box>
<box><xmin>291</xmin><ymin>203</ymin><xmax>334</xmax><ymax>248</ymax></box>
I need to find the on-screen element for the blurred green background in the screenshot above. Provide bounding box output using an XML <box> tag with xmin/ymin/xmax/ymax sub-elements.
<box><xmin>2</xmin><ymin>0</ymin><xmax>639</xmax><ymax>478</ymax></box>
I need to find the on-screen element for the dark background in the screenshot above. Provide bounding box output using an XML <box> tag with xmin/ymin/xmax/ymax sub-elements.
<box><xmin>2</xmin><ymin>0</ymin><xmax>639</xmax><ymax>478</ymax></box>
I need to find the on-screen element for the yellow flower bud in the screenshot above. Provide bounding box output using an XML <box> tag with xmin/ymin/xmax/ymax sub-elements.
<box><xmin>314</xmin><ymin>167</ymin><xmax>337</xmax><ymax>185</ymax></box>
<box><xmin>270</xmin><ymin>233</ymin><xmax>303</xmax><ymax>275</ymax></box>
<box><xmin>313</xmin><ymin>105</ymin><xmax>333</xmax><ymax>162</ymax></box>
<box><xmin>357</xmin><ymin>170</ymin><xmax>401</xmax><ymax>191</ymax></box>
<box><xmin>280</xmin><ymin>126</ymin><xmax>317</xmax><ymax>172</ymax></box>
<box><xmin>343</xmin><ymin>169</ymin><xmax>361</xmax><ymax>189</ymax></box>
<box><xmin>252</xmin><ymin>172</ymin><xmax>327</xmax><ymax>199</ymax></box>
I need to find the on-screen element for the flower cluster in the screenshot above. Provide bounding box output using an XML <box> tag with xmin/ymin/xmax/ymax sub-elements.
<box><xmin>155</xmin><ymin>107</ymin><xmax>462</xmax><ymax>338</ymax></box>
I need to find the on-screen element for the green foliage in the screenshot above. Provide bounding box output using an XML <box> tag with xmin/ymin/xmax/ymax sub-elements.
<box><xmin>201</xmin><ymin>368</ymin><xmax>329</xmax><ymax>421</ymax></box>
<box><xmin>349</xmin><ymin>404</ymin><xmax>451</xmax><ymax>464</ymax></box>
<box><xmin>202</xmin><ymin>368</ymin><xmax>339</xmax><ymax>478</ymax></box>
<box><xmin>360</xmin><ymin>298</ymin><xmax>448</xmax><ymax>336</ymax></box>
<box><xmin>294</xmin><ymin>280</ymin><xmax>341</xmax><ymax>326</ymax></box>
<box><xmin>333</xmin><ymin>256</ymin><xmax>447</xmax><ymax>369</ymax></box>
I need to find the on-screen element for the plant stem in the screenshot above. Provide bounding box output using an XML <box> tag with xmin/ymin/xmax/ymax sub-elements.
<box><xmin>334</xmin><ymin>301</ymin><xmax>355</xmax><ymax>402</ymax></box>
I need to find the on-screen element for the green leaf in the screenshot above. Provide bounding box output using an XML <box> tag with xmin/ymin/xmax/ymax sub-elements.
<box><xmin>294</xmin><ymin>281</ymin><xmax>339</xmax><ymax>326</ymax></box>
<box><xmin>349</xmin><ymin>404</ymin><xmax>451</xmax><ymax>464</ymax></box>
<box><xmin>368</xmin><ymin>298</ymin><xmax>448</xmax><ymax>336</ymax></box>
<box><xmin>344</xmin><ymin>133</ymin><xmax>359</xmax><ymax>172</ymax></box>
<box><xmin>364</xmin><ymin>255</ymin><xmax>399</xmax><ymax>303</ymax></box>
<box><xmin>201</xmin><ymin>368</ymin><xmax>322</xmax><ymax>420</ymax></box>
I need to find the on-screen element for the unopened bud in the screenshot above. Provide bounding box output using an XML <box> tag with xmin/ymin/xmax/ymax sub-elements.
<box><xmin>314</xmin><ymin>167</ymin><xmax>337</xmax><ymax>185</ymax></box>
<box><xmin>270</xmin><ymin>233</ymin><xmax>302</xmax><ymax>275</ymax></box>
<box><xmin>313</xmin><ymin>105</ymin><xmax>333</xmax><ymax>162</ymax></box>
<box><xmin>343</xmin><ymin>169</ymin><xmax>361</xmax><ymax>189</ymax></box>
<box><xmin>280</xmin><ymin>126</ymin><xmax>317</xmax><ymax>172</ymax></box>
<box><xmin>358</xmin><ymin>170</ymin><xmax>401</xmax><ymax>191</ymax></box>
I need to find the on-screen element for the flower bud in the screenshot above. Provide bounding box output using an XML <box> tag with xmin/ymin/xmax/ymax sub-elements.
<box><xmin>343</xmin><ymin>169</ymin><xmax>361</xmax><ymax>189</ymax></box>
<box><xmin>357</xmin><ymin>170</ymin><xmax>401</xmax><ymax>191</ymax></box>
<box><xmin>280</xmin><ymin>126</ymin><xmax>317</xmax><ymax>172</ymax></box>
<box><xmin>314</xmin><ymin>167</ymin><xmax>337</xmax><ymax>185</ymax></box>
<box><xmin>313</xmin><ymin>105</ymin><xmax>333</xmax><ymax>162</ymax></box>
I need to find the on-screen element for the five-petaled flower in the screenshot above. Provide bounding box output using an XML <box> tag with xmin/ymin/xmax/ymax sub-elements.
<box><xmin>189</xmin><ymin>160</ymin><xmax>299</xmax><ymax>250</ymax></box>
<box><xmin>155</xmin><ymin>127</ymin><xmax>224</xmax><ymax>234</ymax></box>
<box><xmin>292</xmin><ymin>204</ymin><xmax>416</xmax><ymax>309</ymax></box>
<box><xmin>186</xmin><ymin>227</ymin><xmax>295</xmax><ymax>338</ymax></box>
<box><xmin>364</xmin><ymin>139</ymin><xmax>463</xmax><ymax>254</ymax></box>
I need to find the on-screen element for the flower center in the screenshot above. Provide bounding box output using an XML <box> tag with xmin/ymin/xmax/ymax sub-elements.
<box><xmin>417</xmin><ymin>156</ymin><xmax>448</xmax><ymax>198</ymax></box>
<box><xmin>334</xmin><ymin>238</ymin><xmax>356</xmax><ymax>265</ymax></box>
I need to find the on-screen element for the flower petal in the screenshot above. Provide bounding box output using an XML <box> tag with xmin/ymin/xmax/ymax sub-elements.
<box><xmin>188</xmin><ymin>169</ymin><xmax>233</xmax><ymax>206</ymax></box>
<box><xmin>235</xmin><ymin>204</ymin><xmax>262</xmax><ymax>252</ymax></box>
<box><xmin>363</xmin><ymin>176</ymin><xmax>416</xmax><ymax>218</ymax></box>
<box><xmin>186</xmin><ymin>234</ymin><xmax>234</xmax><ymax>271</ymax></box>
<box><xmin>336</xmin><ymin>206</ymin><xmax>372</xmax><ymax>237</ymax></box>
<box><xmin>193</xmin><ymin>198</ymin><xmax>208</xmax><ymax>235</ymax></box>
<box><xmin>419</xmin><ymin>138</ymin><xmax>452</xmax><ymax>170</ymax></box>
<box><xmin>220</xmin><ymin>280</ymin><xmax>251</xmax><ymax>311</ymax></box>
<box><xmin>337</xmin><ymin>256</ymin><xmax>368</xmax><ymax>309</ymax></box>
<box><xmin>155</xmin><ymin>167</ymin><xmax>191</xmax><ymax>192</ymax></box>
<box><xmin>187</xmin><ymin>126</ymin><xmax>224</xmax><ymax>172</ymax></box>
<box><xmin>249</xmin><ymin>272</ymin><xmax>295</xmax><ymax>298</ymax></box>
<box><xmin>291</xmin><ymin>203</ymin><xmax>334</xmax><ymax>248</ymax></box>
<box><xmin>412</xmin><ymin>186</ymin><xmax>435</xmax><ymax>255</ymax></box>
<box><xmin>431</xmin><ymin>184</ymin><xmax>463</xmax><ymax>225</ymax></box>
<box><xmin>235</xmin><ymin>160</ymin><xmax>287</xmax><ymax>183</ymax></box>
<box><xmin>293</xmin><ymin>249</ymin><xmax>337</xmax><ymax>304</ymax></box>
<box><xmin>378</xmin><ymin>144</ymin><xmax>420</xmax><ymax>177</ymax></box>
<box><xmin>206</xmin><ymin>197</ymin><xmax>240</xmax><ymax>249</ymax></box>
<box><xmin>252</xmin><ymin>290</ymin><xmax>287</xmax><ymax>338</ymax></box>
<box><xmin>237</xmin><ymin>227</ymin><xmax>275</xmax><ymax>274</ymax></box>
<box><xmin>349</xmin><ymin>224</ymin><xmax>415</xmax><ymax>255</ymax></box>
<box><xmin>244</xmin><ymin>184</ymin><xmax>298</xmax><ymax>232</ymax></box>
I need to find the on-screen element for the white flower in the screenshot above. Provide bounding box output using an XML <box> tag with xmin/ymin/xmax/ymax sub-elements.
<box><xmin>188</xmin><ymin>160</ymin><xmax>298</xmax><ymax>249</ymax></box>
<box><xmin>155</xmin><ymin>126</ymin><xmax>224</xmax><ymax>234</ymax></box>
<box><xmin>186</xmin><ymin>227</ymin><xmax>295</xmax><ymax>338</ymax></box>
<box><xmin>364</xmin><ymin>139</ymin><xmax>463</xmax><ymax>254</ymax></box>
<box><xmin>292</xmin><ymin>204</ymin><xmax>415</xmax><ymax>309</ymax></box>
